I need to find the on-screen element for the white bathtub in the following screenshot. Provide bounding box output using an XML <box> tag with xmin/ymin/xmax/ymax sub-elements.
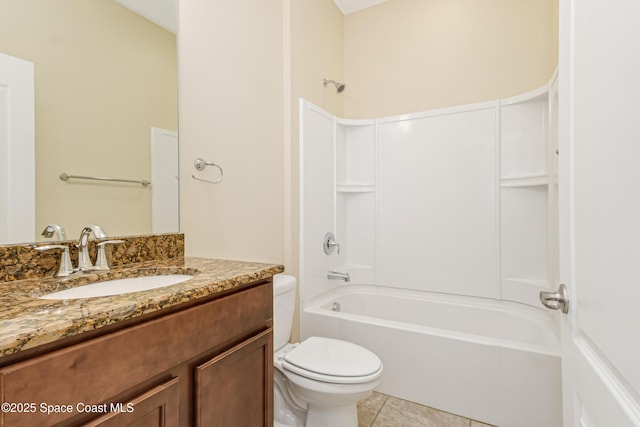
<box><xmin>301</xmin><ymin>286</ymin><xmax>562</xmax><ymax>427</ymax></box>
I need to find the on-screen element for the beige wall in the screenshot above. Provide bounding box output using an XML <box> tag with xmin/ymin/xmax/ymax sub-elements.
<box><xmin>343</xmin><ymin>0</ymin><xmax>559</xmax><ymax>118</ymax></box>
<box><xmin>287</xmin><ymin>0</ymin><xmax>345</xmax><ymax>341</ymax></box>
<box><xmin>177</xmin><ymin>0</ymin><xmax>557</xmax><ymax>340</ymax></box>
<box><xmin>0</xmin><ymin>0</ymin><xmax>177</xmax><ymax>240</ymax></box>
<box><xmin>290</xmin><ymin>1</ymin><xmax>345</xmax><ymax>120</ymax></box>
<box><xmin>178</xmin><ymin>0</ymin><xmax>285</xmax><ymax>263</ymax></box>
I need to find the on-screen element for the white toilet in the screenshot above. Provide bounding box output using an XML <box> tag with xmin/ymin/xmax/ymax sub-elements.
<box><xmin>273</xmin><ymin>274</ymin><xmax>383</xmax><ymax>427</ymax></box>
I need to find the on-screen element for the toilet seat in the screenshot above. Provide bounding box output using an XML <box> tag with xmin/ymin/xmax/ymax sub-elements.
<box><xmin>282</xmin><ymin>337</ymin><xmax>383</xmax><ymax>384</ymax></box>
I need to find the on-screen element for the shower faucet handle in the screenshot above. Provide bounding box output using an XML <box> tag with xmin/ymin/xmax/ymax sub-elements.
<box><xmin>323</xmin><ymin>232</ymin><xmax>340</xmax><ymax>255</ymax></box>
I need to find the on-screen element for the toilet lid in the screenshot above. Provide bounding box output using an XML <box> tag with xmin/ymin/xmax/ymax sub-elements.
<box><xmin>283</xmin><ymin>337</ymin><xmax>382</xmax><ymax>378</ymax></box>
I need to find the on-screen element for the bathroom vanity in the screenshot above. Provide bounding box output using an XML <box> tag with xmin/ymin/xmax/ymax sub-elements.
<box><xmin>0</xmin><ymin>246</ymin><xmax>283</xmax><ymax>427</ymax></box>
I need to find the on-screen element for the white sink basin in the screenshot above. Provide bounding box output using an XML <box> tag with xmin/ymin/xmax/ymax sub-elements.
<box><xmin>39</xmin><ymin>274</ymin><xmax>194</xmax><ymax>300</ymax></box>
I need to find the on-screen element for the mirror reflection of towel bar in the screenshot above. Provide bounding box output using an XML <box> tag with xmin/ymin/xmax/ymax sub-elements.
<box><xmin>60</xmin><ymin>172</ymin><xmax>150</xmax><ymax>186</ymax></box>
<box><xmin>192</xmin><ymin>157</ymin><xmax>223</xmax><ymax>184</ymax></box>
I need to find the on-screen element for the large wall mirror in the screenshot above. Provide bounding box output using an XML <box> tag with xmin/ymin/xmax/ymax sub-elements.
<box><xmin>0</xmin><ymin>0</ymin><xmax>178</xmax><ymax>245</ymax></box>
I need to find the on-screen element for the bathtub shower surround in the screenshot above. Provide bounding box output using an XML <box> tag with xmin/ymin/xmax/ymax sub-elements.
<box><xmin>299</xmin><ymin>73</ymin><xmax>561</xmax><ymax>427</ymax></box>
<box><xmin>300</xmin><ymin>76</ymin><xmax>559</xmax><ymax>308</ymax></box>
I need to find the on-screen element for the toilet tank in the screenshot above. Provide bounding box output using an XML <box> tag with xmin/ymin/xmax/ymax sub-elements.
<box><xmin>273</xmin><ymin>274</ymin><xmax>297</xmax><ymax>352</ymax></box>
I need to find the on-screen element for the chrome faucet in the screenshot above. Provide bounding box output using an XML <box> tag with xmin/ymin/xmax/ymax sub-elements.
<box><xmin>41</xmin><ymin>224</ymin><xmax>67</xmax><ymax>240</ymax></box>
<box><xmin>328</xmin><ymin>271</ymin><xmax>350</xmax><ymax>282</ymax></box>
<box><xmin>33</xmin><ymin>224</ymin><xmax>122</xmax><ymax>276</ymax></box>
<box><xmin>77</xmin><ymin>224</ymin><xmax>108</xmax><ymax>271</ymax></box>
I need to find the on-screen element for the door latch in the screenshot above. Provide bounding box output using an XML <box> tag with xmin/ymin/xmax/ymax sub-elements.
<box><xmin>539</xmin><ymin>284</ymin><xmax>570</xmax><ymax>314</ymax></box>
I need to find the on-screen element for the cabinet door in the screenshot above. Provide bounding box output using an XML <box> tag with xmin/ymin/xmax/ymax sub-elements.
<box><xmin>82</xmin><ymin>377</ymin><xmax>179</xmax><ymax>427</ymax></box>
<box><xmin>195</xmin><ymin>329</ymin><xmax>273</xmax><ymax>427</ymax></box>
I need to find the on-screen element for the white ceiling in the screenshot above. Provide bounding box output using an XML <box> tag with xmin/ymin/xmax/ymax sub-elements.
<box><xmin>113</xmin><ymin>0</ymin><xmax>177</xmax><ymax>34</ymax></box>
<box><xmin>332</xmin><ymin>0</ymin><xmax>389</xmax><ymax>14</ymax></box>
<box><xmin>113</xmin><ymin>0</ymin><xmax>388</xmax><ymax>34</ymax></box>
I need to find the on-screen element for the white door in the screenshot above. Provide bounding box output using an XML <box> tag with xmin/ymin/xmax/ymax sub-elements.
<box><xmin>150</xmin><ymin>127</ymin><xmax>179</xmax><ymax>234</ymax></box>
<box><xmin>0</xmin><ymin>52</ymin><xmax>34</xmax><ymax>244</ymax></box>
<box><xmin>557</xmin><ymin>0</ymin><xmax>640</xmax><ymax>425</ymax></box>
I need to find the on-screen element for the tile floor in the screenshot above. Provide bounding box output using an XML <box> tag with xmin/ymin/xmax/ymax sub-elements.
<box><xmin>357</xmin><ymin>392</ymin><xmax>496</xmax><ymax>427</ymax></box>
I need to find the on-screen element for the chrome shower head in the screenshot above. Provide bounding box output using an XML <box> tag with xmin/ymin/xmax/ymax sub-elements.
<box><xmin>323</xmin><ymin>78</ymin><xmax>346</xmax><ymax>93</ymax></box>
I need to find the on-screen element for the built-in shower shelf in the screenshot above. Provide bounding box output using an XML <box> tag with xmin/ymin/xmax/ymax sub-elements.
<box><xmin>336</xmin><ymin>184</ymin><xmax>376</xmax><ymax>193</ymax></box>
<box><xmin>500</xmin><ymin>174</ymin><xmax>548</xmax><ymax>188</ymax></box>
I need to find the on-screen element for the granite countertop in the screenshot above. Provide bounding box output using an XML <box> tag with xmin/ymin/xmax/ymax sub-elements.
<box><xmin>0</xmin><ymin>257</ymin><xmax>284</xmax><ymax>358</ymax></box>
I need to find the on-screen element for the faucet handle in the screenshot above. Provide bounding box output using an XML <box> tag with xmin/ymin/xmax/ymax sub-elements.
<box><xmin>323</xmin><ymin>232</ymin><xmax>341</xmax><ymax>255</ymax></box>
<box><xmin>94</xmin><ymin>240</ymin><xmax>124</xmax><ymax>271</ymax></box>
<box><xmin>33</xmin><ymin>245</ymin><xmax>74</xmax><ymax>277</ymax></box>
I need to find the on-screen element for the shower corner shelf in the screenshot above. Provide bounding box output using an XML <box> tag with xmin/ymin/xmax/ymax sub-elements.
<box><xmin>500</xmin><ymin>173</ymin><xmax>549</xmax><ymax>188</ymax></box>
<box><xmin>336</xmin><ymin>184</ymin><xmax>376</xmax><ymax>193</ymax></box>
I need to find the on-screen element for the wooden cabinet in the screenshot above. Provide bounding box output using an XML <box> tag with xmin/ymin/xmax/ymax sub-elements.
<box><xmin>0</xmin><ymin>280</ymin><xmax>273</xmax><ymax>427</ymax></box>
<box><xmin>195</xmin><ymin>329</ymin><xmax>273</xmax><ymax>426</ymax></box>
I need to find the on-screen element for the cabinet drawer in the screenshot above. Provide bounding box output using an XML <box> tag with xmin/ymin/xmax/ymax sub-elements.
<box><xmin>0</xmin><ymin>282</ymin><xmax>271</xmax><ymax>426</ymax></box>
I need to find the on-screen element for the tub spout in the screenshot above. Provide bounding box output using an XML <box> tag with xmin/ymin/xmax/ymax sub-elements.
<box><xmin>328</xmin><ymin>271</ymin><xmax>350</xmax><ymax>282</ymax></box>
